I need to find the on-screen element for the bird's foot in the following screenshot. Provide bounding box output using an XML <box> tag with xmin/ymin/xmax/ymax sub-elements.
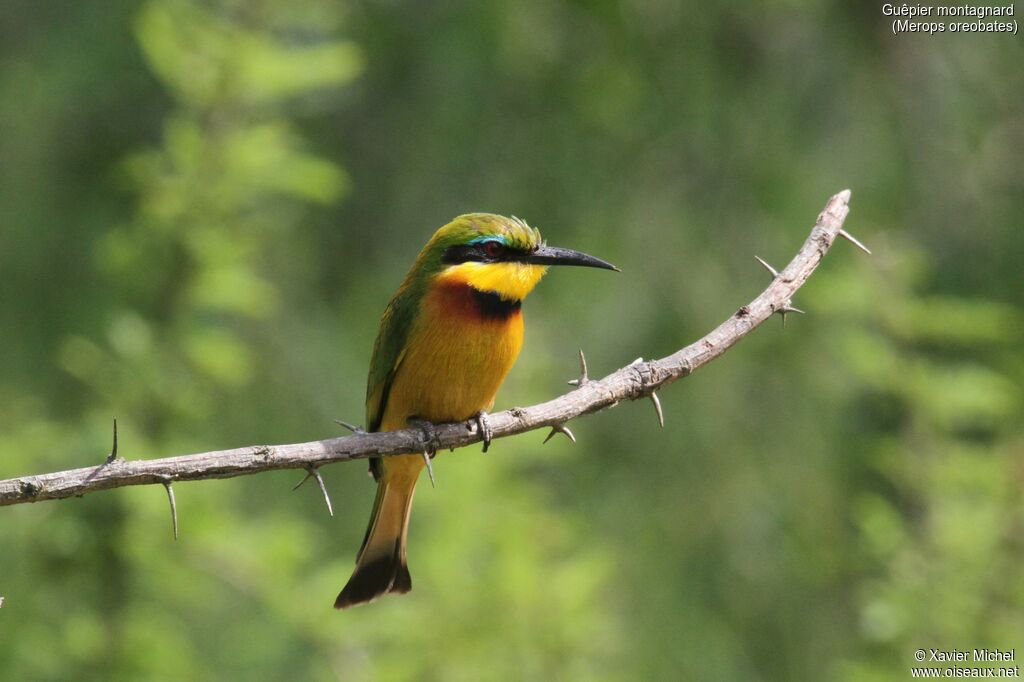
<box><xmin>474</xmin><ymin>411</ymin><xmax>493</xmax><ymax>453</ymax></box>
<box><xmin>407</xmin><ymin>418</ymin><xmax>439</xmax><ymax>487</ymax></box>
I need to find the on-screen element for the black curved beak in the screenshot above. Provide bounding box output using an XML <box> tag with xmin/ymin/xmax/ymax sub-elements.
<box><xmin>518</xmin><ymin>245</ymin><xmax>620</xmax><ymax>272</ymax></box>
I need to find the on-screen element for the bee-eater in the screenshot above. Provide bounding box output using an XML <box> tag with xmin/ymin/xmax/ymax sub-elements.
<box><xmin>335</xmin><ymin>214</ymin><xmax>617</xmax><ymax>609</ymax></box>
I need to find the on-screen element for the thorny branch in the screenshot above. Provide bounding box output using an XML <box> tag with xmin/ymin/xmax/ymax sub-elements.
<box><xmin>0</xmin><ymin>190</ymin><xmax>862</xmax><ymax>515</ymax></box>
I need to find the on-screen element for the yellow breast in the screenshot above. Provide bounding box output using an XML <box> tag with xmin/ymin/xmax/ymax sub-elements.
<box><xmin>379</xmin><ymin>281</ymin><xmax>526</xmax><ymax>431</ymax></box>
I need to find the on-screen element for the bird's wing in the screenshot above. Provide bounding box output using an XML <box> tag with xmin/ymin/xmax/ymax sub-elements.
<box><xmin>365</xmin><ymin>346</ymin><xmax>405</xmax><ymax>433</ymax></box>
<box><xmin>364</xmin><ymin>287</ymin><xmax>419</xmax><ymax>482</ymax></box>
<box><xmin>365</xmin><ymin>287</ymin><xmax>417</xmax><ymax>433</ymax></box>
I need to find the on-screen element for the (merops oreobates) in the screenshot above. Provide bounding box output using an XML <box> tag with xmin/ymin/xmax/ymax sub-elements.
<box><xmin>335</xmin><ymin>214</ymin><xmax>617</xmax><ymax>609</ymax></box>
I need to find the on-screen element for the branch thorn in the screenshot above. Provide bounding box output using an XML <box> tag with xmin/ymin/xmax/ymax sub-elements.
<box><xmin>422</xmin><ymin>450</ymin><xmax>436</xmax><ymax>487</ymax></box>
<box><xmin>757</xmin><ymin>256</ymin><xmax>806</xmax><ymax>326</ymax></box>
<box><xmin>649</xmin><ymin>391</ymin><xmax>665</xmax><ymax>428</ymax></box>
<box><xmin>543</xmin><ymin>423</ymin><xmax>576</xmax><ymax>444</ymax></box>
<box><xmin>161</xmin><ymin>478</ymin><xmax>179</xmax><ymax>540</ymax></box>
<box><xmin>754</xmin><ymin>255</ymin><xmax>780</xmax><ymax>278</ymax></box>
<box><xmin>292</xmin><ymin>466</ymin><xmax>334</xmax><ymax>516</ymax></box>
<box><xmin>778</xmin><ymin>303</ymin><xmax>805</xmax><ymax>327</ymax></box>
<box><xmin>567</xmin><ymin>349</ymin><xmax>589</xmax><ymax>387</ymax></box>
<box><xmin>334</xmin><ymin>419</ymin><xmax>365</xmax><ymax>434</ymax></box>
<box><xmin>838</xmin><ymin>229</ymin><xmax>872</xmax><ymax>255</ymax></box>
<box><xmin>105</xmin><ymin>418</ymin><xmax>119</xmax><ymax>464</ymax></box>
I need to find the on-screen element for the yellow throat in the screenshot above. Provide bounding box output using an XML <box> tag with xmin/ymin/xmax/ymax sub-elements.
<box><xmin>437</xmin><ymin>261</ymin><xmax>549</xmax><ymax>301</ymax></box>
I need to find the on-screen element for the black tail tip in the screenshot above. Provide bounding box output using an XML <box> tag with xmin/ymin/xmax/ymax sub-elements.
<box><xmin>334</xmin><ymin>555</ymin><xmax>412</xmax><ymax>610</ymax></box>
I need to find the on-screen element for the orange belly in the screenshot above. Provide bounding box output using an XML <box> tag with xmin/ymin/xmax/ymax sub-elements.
<box><xmin>379</xmin><ymin>283</ymin><xmax>525</xmax><ymax>431</ymax></box>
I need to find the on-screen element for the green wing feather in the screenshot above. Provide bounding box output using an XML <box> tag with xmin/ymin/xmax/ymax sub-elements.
<box><xmin>366</xmin><ymin>286</ymin><xmax>419</xmax><ymax>432</ymax></box>
<box><xmin>364</xmin><ymin>278</ymin><xmax>424</xmax><ymax>480</ymax></box>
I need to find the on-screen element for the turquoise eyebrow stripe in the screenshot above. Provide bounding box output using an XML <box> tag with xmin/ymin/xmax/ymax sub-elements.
<box><xmin>468</xmin><ymin>236</ymin><xmax>506</xmax><ymax>245</ymax></box>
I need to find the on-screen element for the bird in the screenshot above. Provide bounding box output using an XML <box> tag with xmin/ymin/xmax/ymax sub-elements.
<box><xmin>334</xmin><ymin>214</ymin><xmax>618</xmax><ymax>609</ymax></box>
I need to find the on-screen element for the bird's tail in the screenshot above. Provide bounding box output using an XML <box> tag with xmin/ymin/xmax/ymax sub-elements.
<box><xmin>334</xmin><ymin>457</ymin><xmax>421</xmax><ymax>609</ymax></box>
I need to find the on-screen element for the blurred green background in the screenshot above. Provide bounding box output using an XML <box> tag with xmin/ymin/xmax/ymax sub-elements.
<box><xmin>1</xmin><ymin>1</ymin><xmax>1022</xmax><ymax>680</ymax></box>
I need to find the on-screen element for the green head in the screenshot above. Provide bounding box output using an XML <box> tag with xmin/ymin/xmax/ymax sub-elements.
<box><xmin>413</xmin><ymin>213</ymin><xmax>618</xmax><ymax>301</ymax></box>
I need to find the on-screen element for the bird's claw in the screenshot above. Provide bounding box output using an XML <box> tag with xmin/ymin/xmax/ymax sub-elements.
<box><xmin>474</xmin><ymin>411</ymin><xmax>493</xmax><ymax>453</ymax></box>
<box><xmin>408</xmin><ymin>418</ymin><xmax>439</xmax><ymax>487</ymax></box>
<box><xmin>407</xmin><ymin>418</ymin><xmax>439</xmax><ymax>456</ymax></box>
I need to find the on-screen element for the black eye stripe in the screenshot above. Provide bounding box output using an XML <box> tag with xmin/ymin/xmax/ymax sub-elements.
<box><xmin>441</xmin><ymin>244</ymin><xmax>488</xmax><ymax>264</ymax></box>
<box><xmin>441</xmin><ymin>242</ymin><xmax>528</xmax><ymax>265</ymax></box>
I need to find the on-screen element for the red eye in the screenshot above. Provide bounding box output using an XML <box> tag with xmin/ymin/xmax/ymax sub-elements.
<box><xmin>482</xmin><ymin>241</ymin><xmax>505</xmax><ymax>258</ymax></box>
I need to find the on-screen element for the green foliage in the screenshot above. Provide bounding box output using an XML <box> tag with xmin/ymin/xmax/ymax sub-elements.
<box><xmin>1</xmin><ymin>1</ymin><xmax>1022</xmax><ymax>680</ymax></box>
